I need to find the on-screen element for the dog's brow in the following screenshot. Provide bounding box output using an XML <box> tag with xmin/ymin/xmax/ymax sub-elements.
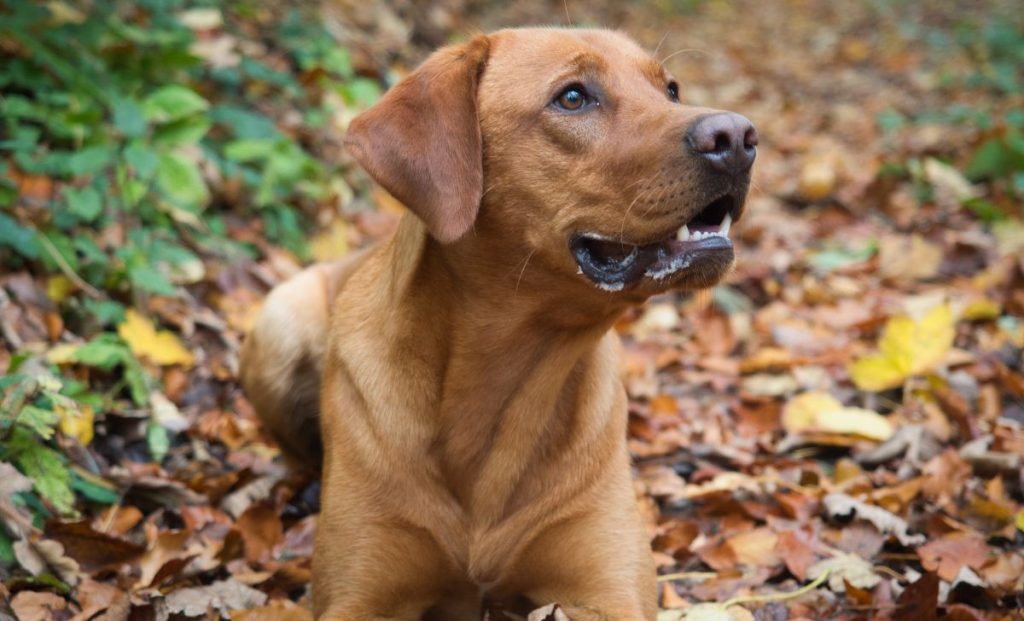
<box><xmin>551</xmin><ymin>52</ymin><xmax>607</xmax><ymax>83</ymax></box>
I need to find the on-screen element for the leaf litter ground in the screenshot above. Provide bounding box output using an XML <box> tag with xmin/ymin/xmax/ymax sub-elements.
<box><xmin>1</xmin><ymin>1</ymin><xmax>1023</xmax><ymax>620</ymax></box>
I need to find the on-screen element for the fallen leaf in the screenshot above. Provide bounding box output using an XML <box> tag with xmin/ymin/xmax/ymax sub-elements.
<box><xmin>782</xmin><ymin>391</ymin><xmax>894</xmax><ymax>441</ymax></box>
<box><xmin>233</xmin><ymin>503</ymin><xmax>283</xmax><ymax>565</ymax></box>
<box><xmin>45</xmin><ymin>520</ymin><xmax>145</xmax><ymax>571</ymax></box>
<box><xmin>14</xmin><ymin>537</ymin><xmax>82</xmax><ymax>585</ymax></box>
<box><xmin>798</xmin><ymin>159</ymin><xmax>836</xmax><ymax>201</ymax></box>
<box><xmin>55</xmin><ymin>401</ymin><xmax>94</xmax><ymax>446</ymax></box>
<box><xmin>917</xmin><ymin>532</ymin><xmax>990</xmax><ymax>582</ymax></box>
<box><xmin>878</xmin><ymin>234</ymin><xmax>943</xmax><ymax>282</ymax></box>
<box><xmin>849</xmin><ymin>304</ymin><xmax>955</xmax><ymax>391</ymax></box>
<box><xmin>164</xmin><ymin>578</ymin><xmax>268</xmax><ymax>617</ymax></box>
<box><xmin>117</xmin><ymin>309</ymin><xmax>195</xmax><ymax>367</ymax></box>
<box><xmin>10</xmin><ymin>590</ymin><xmax>68</xmax><ymax>621</ymax></box>
<box><xmin>807</xmin><ymin>553</ymin><xmax>880</xmax><ymax>592</ymax></box>
<box><xmin>823</xmin><ymin>493</ymin><xmax>924</xmax><ymax>546</ymax></box>
<box><xmin>309</xmin><ymin>218</ymin><xmax>351</xmax><ymax>262</ymax></box>
<box><xmin>892</xmin><ymin>572</ymin><xmax>939</xmax><ymax>621</ymax></box>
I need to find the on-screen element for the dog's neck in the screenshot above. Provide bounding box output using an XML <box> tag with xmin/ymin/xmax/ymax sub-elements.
<box><xmin>380</xmin><ymin>216</ymin><xmax>630</xmax><ymax>512</ymax></box>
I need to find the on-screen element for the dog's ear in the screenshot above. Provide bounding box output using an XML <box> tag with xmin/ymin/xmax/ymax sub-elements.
<box><xmin>345</xmin><ymin>36</ymin><xmax>490</xmax><ymax>244</ymax></box>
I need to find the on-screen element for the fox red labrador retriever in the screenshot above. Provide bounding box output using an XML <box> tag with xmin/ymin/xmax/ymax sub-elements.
<box><xmin>240</xmin><ymin>27</ymin><xmax>755</xmax><ymax>620</ymax></box>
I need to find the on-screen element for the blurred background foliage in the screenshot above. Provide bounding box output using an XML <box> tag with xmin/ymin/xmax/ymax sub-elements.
<box><xmin>0</xmin><ymin>0</ymin><xmax>1022</xmax><ymax>616</ymax></box>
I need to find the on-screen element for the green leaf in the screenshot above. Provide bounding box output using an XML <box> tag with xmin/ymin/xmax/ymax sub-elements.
<box><xmin>12</xmin><ymin>430</ymin><xmax>75</xmax><ymax>514</ymax></box>
<box><xmin>68</xmin><ymin>145</ymin><xmax>114</xmax><ymax>176</ymax></box>
<box><xmin>142</xmin><ymin>85</ymin><xmax>209</xmax><ymax>123</ymax></box>
<box><xmin>63</xmin><ymin>185</ymin><xmax>102</xmax><ymax>222</ymax></box>
<box><xmin>124</xmin><ymin>360</ymin><xmax>148</xmax><ymax>406</ymax></box>
<box><xmin>128</xmin><ymin>263</ymin><xmax>177</xmax><ymax>296</ymax></box>
<box><xmin>112</xmin><ymin>98</ymin><xmax>147</xmax><ymax>138</ymax></box>
<box><xmin>147</xmin><ymin>420</ymin><xmax>170</xmax><ymax>463</ymax></box>
<box><xmin>224</xmin><ymin>138</ymin><xmax>276</xmax><ymax>162</ymax></box>
<box><xmin>17</xmin><ymin>405</ymin><xmax>59</xmax><ymax>440</ymax></box>
<box><xmin>70</xmin><ymin>471</ymin><xmax>119</xmax><ymax>504</ymax></box>
<box><xmin>83</xmin><ymin>300</ymin><xmax>126</xmax><ymax>327</ymax></box>
<box><xmin>152</xmin><ymin>115</ymin><xmax>212</xmax><ymax>148</ymax></box>
<box><xmin>74</xmin><ymin>337</ymin><xmax>130</xmax><ymax>369</ymax></box>
<box><xmin>966</xmin><ymin>138</ymin><xmax>1010</xmax><ymax>180</ymax></box>
<box><xmin>155</xmin><ymin>151</ymin><xmax>208</xmax><ymax>207</ymax></box>
<box><xmin>0</xmin><ymin>528</ymin><xmax>15</xmax><ymax>568</ymax></box>
<box><xmin>124</xmin><ymin>141</ymin><xmax>160</xmax><ymax>179</ymax></box>
<box><xmin>0</xmin><ymin>212</ymin><xmax>40</xmax><ymax>258</ymax></box>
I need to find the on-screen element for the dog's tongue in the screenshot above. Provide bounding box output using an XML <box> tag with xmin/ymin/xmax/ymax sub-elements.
<box><xmin>587</xmin><ymin>239</ymin><xmax>637</xmax><ymax>263</ymax></box>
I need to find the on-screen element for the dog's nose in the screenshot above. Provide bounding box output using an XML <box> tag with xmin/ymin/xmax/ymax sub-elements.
<box><xmin>686</xmin><ymin>113</ymin><xmax>758</xmax><ymax>173</ymax></box>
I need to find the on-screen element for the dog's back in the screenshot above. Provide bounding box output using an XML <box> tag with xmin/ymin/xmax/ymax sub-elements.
<box><xmin>239</xmin><ymin>251</ymin><xmax>371</xmax><ymax>471</ymax></box>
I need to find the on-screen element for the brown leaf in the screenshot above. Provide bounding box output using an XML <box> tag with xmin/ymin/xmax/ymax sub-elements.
<box><xmin>893</xmin><ymin>572</ymin><xmax>939</xmax><ymax>621</ymax></box>
<box><xmin>10</xmin><ymin>590</ymin><xmax>68</xmax><ymax>621</ymax></box>
<box><xmin>164</xmin><ymin>578</ymin><xmax>267</xmax><ymax>617</ymax></box>
<box><xmin>91</xmin><ymin>506</ymin><xmax>143</xmax><ymax>538</ymax></box>
<box><xmin>13</xmin><ymin>537</ymin><xmax>82</xmax><ymax>585</ymax></box>
<box><xmin>234</xmin><ymin>503</ymin><xmax>283</xmax><ymax>564</ymax></box>
<box><xmin>918</xmin><ymin>532</ymin><xmax>991</xmax><ymax>582</ymax></box>
<box><xmin>69</xmin><ymin>578</ymin><xmax>127</xmax><ymax>621</ymax></box>
<box><xmin>136</xmin><ymin>530</ymin><xmax>192</xmax><ymax>588</ymax></box>
<box><xmin>46</xmin><ymin>520</ymin><xmax>145</xmax><ymax>571</ymax></box>
<box><xmin>776</xmin><ymin>529</ymin><xmax>816</xmax><ymax>580</ymax></box>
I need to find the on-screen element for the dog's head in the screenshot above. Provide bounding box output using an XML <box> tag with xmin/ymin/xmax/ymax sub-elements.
<box><xmin>346</xmin><ymin>28</ymin><xmax>755</xmax><ymax>302</ymax></box>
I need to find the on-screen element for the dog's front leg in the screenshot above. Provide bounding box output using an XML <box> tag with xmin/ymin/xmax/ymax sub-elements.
<box><xmin>505</xmin><ymin>491</ymin><xmax>658</xmax><ymax>621</ymax></box>
<box><xmin>312</xmin><ymin>497</ymin><xmax>458</xmax><ymax>621</ymax></box>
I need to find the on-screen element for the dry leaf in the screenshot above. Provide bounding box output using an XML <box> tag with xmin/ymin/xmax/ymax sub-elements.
<box><xmin>917</xmin><ymin>532</ymin><xmax>991</xmax><ymax>582</ymax></box>
<box><xmin>782</xmin><ymin>391</ymin><xmax>894</xmax><ymax>441</ymax></box>
<box><xmin>11</xmin><ymin>590</ymin><xmax>68</xmax><ymax>621</ymax></box>
<box><xmin>164</xmin><ymin>578</ymin><xmax>268</xmax><ymax>616</ymax></box>
<box><xmin>807</xmin><ymin>553</ymin><xmax>880</xmax><ymax>592</ymax></box>
<box><xmin>849</xmin><ymin>304</ymin><xmax>955</xmax><ymax>391</ymax></box>
<box><xmin>309</xmin><ymin>218</ymin><xmax>350</xmax><ymax>262</ymax></box>
<box><xmin>45</xmin><ymin>520</ymin><xmax>145</xmax><ymax>571</ymax></box>
<box><xmin>117</xmin><ymin>309</ymin><xmax>195</xmax><ymax>367</ymax></box>
<box><xmin>823</xmin><ymin>493</ymin><xmax>925</xmax><ymax>546</ymax></box>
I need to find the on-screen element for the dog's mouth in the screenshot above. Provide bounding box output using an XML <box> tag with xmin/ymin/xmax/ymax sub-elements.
<box><xmin>571</xmin><ymin>193</ymin><xmax>739</xmax><ymax>291</ymax></box>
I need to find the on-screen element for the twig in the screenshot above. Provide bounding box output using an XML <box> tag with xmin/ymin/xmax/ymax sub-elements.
<box><xmin>658</xmin><ymin>572</ymin><xmax>717</xmax><ymax>582</ymax></box>
<box><xmin>37</xmin><ymin>234</ymin><xmax>104</xmax><ymax>300</ymax></box>
<box><xmin>721</xmin><ymin>569</ymin><xmax>831</xmax><ymax>608</ymax></box>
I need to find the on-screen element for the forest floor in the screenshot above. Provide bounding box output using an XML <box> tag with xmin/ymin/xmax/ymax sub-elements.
<box><xmin>1</xmin><ymin>0</ymin><xmax>1023</xmax><ymax>619</ymax></box>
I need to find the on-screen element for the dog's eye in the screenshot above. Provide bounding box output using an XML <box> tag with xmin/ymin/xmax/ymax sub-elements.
<box><xmin>667</xmin><ymin>82</ymin><xmax>680</xmax><ymax>103</ymax></box>
<box><xmin>554</xmin><ymin>85</ymin><xmax>592</xmax><ymax>111</ymax></box>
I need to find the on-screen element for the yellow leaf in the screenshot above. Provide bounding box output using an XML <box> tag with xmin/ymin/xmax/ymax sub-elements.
<box><xmin>961</xmin><ymin>298</ymin><xmax>1001</xmax><ymax>321</ymax></box>
<box><xmin>117</xmin><ymin>310</ymin><xmax>194</xmax><ymax>368</ymax></box>
<box><xmin>309</xmin><ymin>219</ymin><xmax>350</xmax><ymax>262</ymax></box>
<box><xmin>56</xmin><ymin>402</ymin><xmax>94</xmax><ymax>445</ymax></box>
<box><xmin>783</xmin><ymin>391</ymin><xmax>893</xmax><ymax>441</ymax></box>
<box><xmin>1016</xmin><ymin>510</ymin><xmax>1024</xmax><ymax>533</ymax></box>
<box><xmin>47</xmin><ymin>343</ymin><xmax>81</xmax><ymax>365</ymax></box>
<box><xmin>849</xmin><ymin>304</ymin><xmax>954</xmax><ymax>391</ymax></box>
<box><xmin>783</xmin><ymin>391</ymin><xmax>843</xmax><ymax>432</ymax></box>
<box><xmin>47</xmin><ymin>275</ymin><xmax>73</xmax><ymax>303</ymax></box>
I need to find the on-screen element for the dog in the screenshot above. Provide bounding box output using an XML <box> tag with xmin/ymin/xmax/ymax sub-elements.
<box><xmin>240</xmin><ymin>27</ymin><xmax>755</xmax><ymax>620</ymax></box>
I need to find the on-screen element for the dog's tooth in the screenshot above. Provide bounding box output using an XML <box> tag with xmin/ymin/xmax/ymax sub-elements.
<box><xmin>676</xmin><ymin>224</ymin><xmax>690</xmax><ymax>241</ymax></box>
<box><xmin>720</xmin><ymin>213</ymin><xmax>732</xmax><ymax>237</ymax></box>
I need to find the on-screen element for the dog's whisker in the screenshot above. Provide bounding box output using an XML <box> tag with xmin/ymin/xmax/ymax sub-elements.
<box><xmin>652</xmin><ymin>31</ymin><xmax>671</xmax><ymax>58</ymax></box>
<box><xmin>659</xmin><ymin>47</ymin><xmax>711</xmax><ymax>67</ymax></box>
<box><xmin>562</xmin><ymin>0</ymin><xmax>573</xmax><ymax>26</ymax></box>
<box><xmin>514</xmin><ymin>248</ymin><xmax>537</xmax><ymax>296</ymax></box>
<box><xmin>618</xmin><ymin>176</ymin><xmax>657</xmax><ymax>243</ymax></box>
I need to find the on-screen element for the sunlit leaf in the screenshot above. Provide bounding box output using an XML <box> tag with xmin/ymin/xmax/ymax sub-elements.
<box><xmin>117</xmin><ymin>309</ymin><xmax>194</xmax><ymax>368</ymax></box>
<box><xmin>849</xmin><ymin>304</ymin><xmax>955</xmax><ymax>391</ymax></box>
